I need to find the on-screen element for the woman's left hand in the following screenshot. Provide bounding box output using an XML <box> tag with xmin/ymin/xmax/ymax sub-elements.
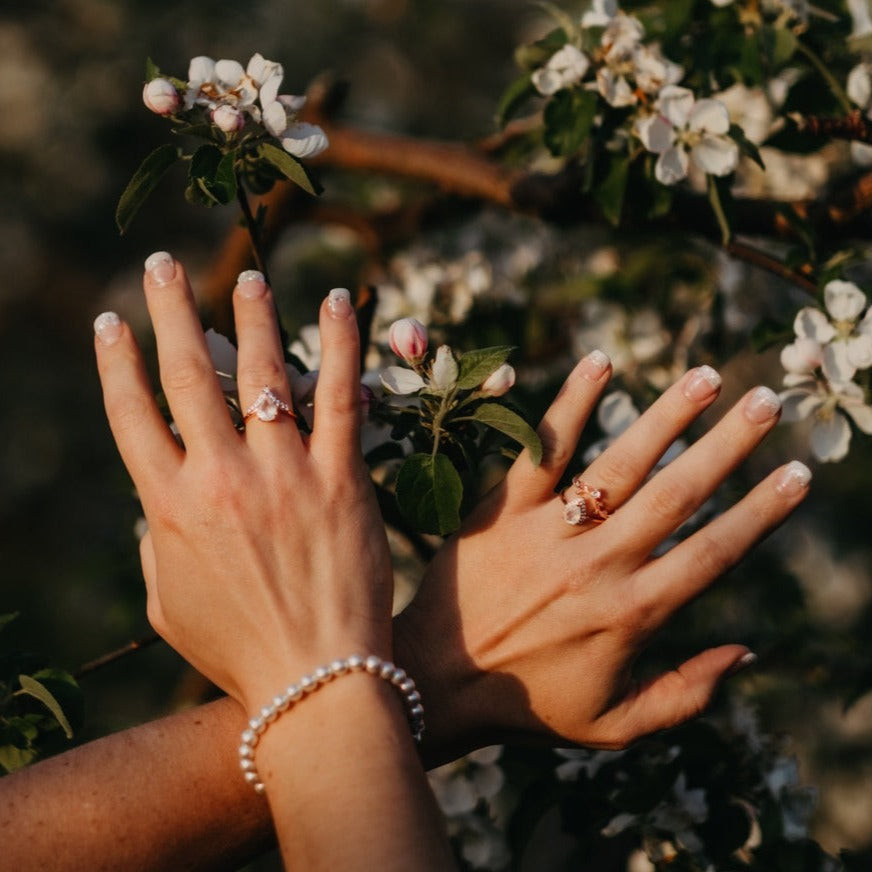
<box><xmin>94</xmin><ymin>255</ymin><xmax>393</xmax><ymax>714</ymax></box>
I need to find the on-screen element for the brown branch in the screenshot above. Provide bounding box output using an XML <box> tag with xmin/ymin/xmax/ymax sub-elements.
<box><xmin>75</xmin><ymin>634</ymin><xmax>162</xmax><ymax>679</ymax></box>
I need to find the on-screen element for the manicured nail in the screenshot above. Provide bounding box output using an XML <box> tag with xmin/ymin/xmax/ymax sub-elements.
<box><xmin>236</xmin><ymin>270</ymin><xmax>267</xmax><ymax>299</ymax></box>
<box><xmin>94</xmin><ymin>311</ymin><xmax>123</xmax><ymax>346</ymax></box>
<box><xmin>727</xmin><ymin>651</ymin><xmax>758</xmax><ymax>676</ymax></box>
<box><xmin>144</xmin><ymin>251</ymin><xmax>175</xmax><ymax>285</ymax></box>
<box><xmin>683</xmin><ymin>365</ymin><xmax>721</xmax><ymax>401</ymax></box>
<box><xmin>578</xmin><ymin>349</ymin><xmax>610</xmax><ymax>382</ymax></box>
<box><xmin>776</xmin><ymin>460</ymin><xmax>812</xmax><ymax>496</ymax></box>
<box><xmin>327</xmin><ymin>287</ymin><xmax>352</xmax><ymax>319</ymax></box>
<box><xmin>744</xmin><ymin>386</ymin><xmax>781</xmax><ymax>423</ymax></box>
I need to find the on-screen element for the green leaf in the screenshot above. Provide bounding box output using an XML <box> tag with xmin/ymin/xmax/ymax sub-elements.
<box><xmin>186</xmin><ymin>145</ymin><xmax>237</xmax><ymax>207</ymax></box>
<box><xmin>595</xmin><ymin>154</ymin><xmax>629</xmax><ymax>226</ymax></box>
<box><xmin>116</xmin><ymin>143</ymin><xmax>180</xmax><ymax>233</ymax></box>
<box><xmin>456</xmin><ymin>346</ymin><xmax>516</xmax><ymax>389</ymax></box>
<box><xmin>471</xmin><ymin>403</ymin><xmax>542</xmax><ymax>466</ymax></box>
<box><xmin>496</xmin><ymin>73</ymin><xmax>536</xmax><ymax>127</ymax></box>
<box><xmin>17</xmin><ymin>674</ymin><xmax>75</xmax><ymax>739</ymax></box>
<box><xmin>730</xmin><ymin>123</ymin><xmax>765</xmax><ymax>170</ymax></box>
<box><xmin>543</xmin><ymin>89</ymin><xmax>598</xmax><ymax>157</ymax></box>
<box><xmin>515</xmin><ymin>28</ymin><xmax>567</xmax><ymax>72</ymax></box>
<box><xmin>255</xmin><ymin>142</ymin><xmax>323</xmax><ymax>196</ymax></box>
<box><xmin>395</xmin><ymin>453</ymin><xmax>463</xmax><ymax>536</ymax></box>
<box><xmin>0</xmin><ymin>744</ymin><xmax>37</xmax><ymax>773</ymax></box>
<box><xmin>763</xmin><ymin>24</ymin><xmax>798</xmax><ymax>69</ymax></box>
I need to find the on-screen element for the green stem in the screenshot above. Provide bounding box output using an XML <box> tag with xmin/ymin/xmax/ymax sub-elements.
<box><xmin>796</xmin><ymin>41</ymin><xmax>852</xmax><ymax>115</ymax></box>
<box><xmin>235</xmin><ymin>175</ymin><xmax>271</xmax><ymax>285</ymax></box>
<box><xmin>707</xmin><ymin>176</ymin><xmax>732</xmax><ymax>247</ymax></box>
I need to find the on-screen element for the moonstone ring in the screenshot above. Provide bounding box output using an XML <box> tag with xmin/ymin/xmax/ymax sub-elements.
<box><xmin>560</xmin><ymin>475</ymin><xmax>609</xmax><ymax>527</ymax></box>
<box><xmin>243</xmin><ymin>386</ymin><xmax>296</xmax><ymax>423</ymax></box>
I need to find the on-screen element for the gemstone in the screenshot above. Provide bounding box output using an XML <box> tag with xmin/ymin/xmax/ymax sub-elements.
<box><xmin>563</xmin><ymin>498</ymin><xmax>588</xmax><ymax>526</ymax></box>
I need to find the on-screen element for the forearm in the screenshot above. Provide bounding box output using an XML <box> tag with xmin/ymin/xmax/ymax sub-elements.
<box><xmin>0</xmin><ymin>697</ymin><xmax>274</xmax><ymax>872</ymax></box>
<box><xmin>255</xmin><ymin>672</ymin><xmax>455</xmax><ymax>871</ymax></box>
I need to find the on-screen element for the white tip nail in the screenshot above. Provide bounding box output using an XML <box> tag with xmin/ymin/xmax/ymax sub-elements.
<box><xmin>238</xmin><ymin>270</ymin><xmax>265</xmax><ymax>284</ymax></box>
<box><xmin>776</xmin><ymin>460</ymin><xmax>812</xmax><ymax>495</ymax></box>
<box><xmin>94</xmin><ymin>311</ymin><xmax>122</xmax><ymax>345</ymax></box>
<box><xmin>144</xmin><ymin>251</ymin><xmax>172</xmax><ymax>272</ymax></box>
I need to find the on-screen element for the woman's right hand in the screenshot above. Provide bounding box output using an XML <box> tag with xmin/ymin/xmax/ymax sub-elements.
<box><xmin>396</xmin><ymin>354</ymin><xmax>809</xmax><ymax>761</ymax></box>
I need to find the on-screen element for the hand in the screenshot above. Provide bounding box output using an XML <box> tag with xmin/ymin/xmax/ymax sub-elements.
<box><xmin>94</xmin><ymin>255</ymin><xmax>393</xmax><ymax>713</ymax></box>
<box><xmin>397</xmin><ymin>354</ymin><xmax>810</xmax><ymax>758</ymax></box>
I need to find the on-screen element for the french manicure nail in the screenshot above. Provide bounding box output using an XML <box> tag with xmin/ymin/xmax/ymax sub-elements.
<box><xmin>94</xmin><ymin>311</ymin><xmax>123</xmax><ymax>346</ymax></box>
<box><xmin>578</xmin><ymin>349</ymin><xmax>610</xmax><ymax>382</ymax></box>
<box><xmin>776</xmin><ymin>460</ymin><xmax>812</xmax><ymax>496</ymax></box>
<box><xmin>744</xmin><ymin>386</ymin><xmax>781</xmax><ymax>423</ymax></box>
<box><xmin>727</xmin><ymin>651</ymin><xmax>758</xmax><ymax>676</ymax></box>
<box><xmin>683</xmin><ymin>365</ymin><xmax>721</xmax><ymax>401</ymax></box>
<box><xmin>237</xmin><ymin>270</ymin><xmax>267</xmax><ymax>299</ymax></box>
<box><xmin>144</xmin><ymin>251</ymin><xmax>175</xmax><ymax>285</ymax></box>
<box><xmin>327</xmin><ymin>287</ymin><xmax>352</xmax><ymax>319</ymax></box>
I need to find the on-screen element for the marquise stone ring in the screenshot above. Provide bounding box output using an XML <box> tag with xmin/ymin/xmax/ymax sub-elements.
<box><xmin>243</xmin><ymin>386</ymin><xmax>296</xmax><ymax>423</ymax></box>
<box><xmin>560</xmin><ymin>475</ymin><xmax>609</xmax><ymax>527</ymax></box>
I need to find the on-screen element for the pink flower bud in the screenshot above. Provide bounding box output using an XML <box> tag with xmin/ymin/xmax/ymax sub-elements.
<box><xmin>389</xmin><ymin>318</ymin><xmax>428</xmax><ymax>364</ymax></box>
<box><xmin>142</xmin><ymin>78</ymin><xmax>180</xmax><ymax>115</ymax></box>
<box><xmin>480</xmin><ymin>363</ymin><xmax>516</xmax><ymax>397</ymax></box>
<box><xmin>212</xmin><ymin>104</ymin><xmax>244</xmax><ymax>133</ymax></box>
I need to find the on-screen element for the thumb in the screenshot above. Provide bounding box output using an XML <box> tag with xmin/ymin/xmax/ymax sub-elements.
<box><xmin>601</xmin><ymin>646</ymin><xmax>756</xmax><ymax>745</ymax></box>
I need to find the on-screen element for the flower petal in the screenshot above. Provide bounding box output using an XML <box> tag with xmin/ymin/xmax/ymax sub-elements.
<box><xmin>842</xmin><ymin>396</ymin><xmax>872</xmax><ymax>433</ymax></box>
<box><xmin>635</xmin><ymin>113</ymin><xmax>674</xmax><ymax>153</ymax></box>
<box><xmin>824</xmin><ymin>279</ymin><xmax>867</xmax><ymax>322</ymax></box>
<box><xmin>188</xmin><ymin>56</ymin><xmax>215</xmax><ymax>85</ymax></box>
<box><xmin>380</xmin><ymin>366</ymin><xmax>426</xmax><ymax>395</ymax></box>
<box><xmin>689</xmin><ymin>98</ymin><xmax>731</xmax><ymax>135</ymax></box>
<box><xmin>781</xmin><ymin>337</ymin><xmax>823</xmax><ymax>374</ymax></box>
<box><xmin>214</xmin><ymin>59</ymin><xmax>245</xmax><ymax>88</ymax></box>
<box><xmin>262</xmin><ymin>100</ymin><xmax>288</xmax><ymax>137</ymax></box>
<box><xmin>280</xmin><ymin>122</ymin><xmax>329</xmax><ymax>157</ymax></box>
<box><xmin>822</xmin><ymin>340</ymin><xmax>857</xmax><ymax>383</ymax></box>
<box><xmin>847</xmin><ymin>332</ymin><xmax>872</xmax><ymax>369</ymax></box>
<box><xmin>793</xmin><ymin>307</ymin><xmax>835</xmax><ymax>342</ymax></box>
<box><xmin>779</xmin><ymin>387</ymin><xmax>823</xmax><ymax>423</ymax></box>
<box><xmin>848</xmin><ymin>63</ymin><xmax>872</xmax><ymax>108</ymax></box>
<box><xmin>658</xmin><ymin>85</ymin><xmax>694</xmax><ymax>128</ymax></box>
<box><xmin>810</xmin><ymin>411</ymin><xmax>851</xmax><ymax>462</ymax></box>
<box><xmin>655</xmin><ymin>145</ymin><xmax>689</xmax><ymax>185</ymax></box>
<box><xmin>691</xmin><ymin>134</ymin><xmax>738</xmax><ymax>176</ymax></box>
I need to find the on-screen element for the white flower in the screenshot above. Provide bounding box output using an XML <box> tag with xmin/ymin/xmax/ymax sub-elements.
<box><xmin>428</xmin><ymin>746</ymin><xmax>505</xmax><ymax>816</ymax></box>
<box><xmin>848</xmin><ymin>62</ymin><xmax>872</xmax><ymax>111</ymax></box>
<box><xmin>789</xmin><ymin>280</ymin><xmax>872</xmax><ymax>383</ymax></box>
<box><xmin>142</xmin><ymin>78</ymin><xmax>180</xmax><ymax>115</ymax></box>
<box><xmin>780</xmin><ymin>377</ymin><xmax>872</xmax><ymax>462</ymax></box>
<box><xmin>380</xmin><ymin>366</ymin><xmax>426</xmax><ymax>395</ymax></box>
<box><xmin>263</xmin><ymin>96</ymin><xmax>329</xmax><ymax>158</ymax></box>
<box><xmin>480</xmin><ymin>363</ymin><xmax>516</xmax><ymax>397</ymax></box>
<box><xmin>848</xmin><ymin>0</ymin><xmax>872</xmax><ymax>39</ymax></box>
<box><xmin>211</xmin><ymin>104</ymin><xmax>244</xmax><ymax>133</ymax></box>
<box><xmin>532</xmin><ymin>43</ymin><xmax>590</xmax><ymax>96</ymax></box>
<box><xmin>554</xmin><ymin>747</ymin><xmax>624</xmax><ymax>781</ymax></box>
<box><xmin>581</xmin><ymin>0</ymin><xmax>619</xmax><ymax>29</ymax></box>
<box><xmin>635</xmin><ymin>85</ymin><xmax>739</xmax><ymax>185</ymax></box>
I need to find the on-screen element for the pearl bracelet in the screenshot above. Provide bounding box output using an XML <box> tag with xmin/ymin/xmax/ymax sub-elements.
<box><xmin>239</xmin><ymin>654</ymin><xmax>425</xmax><ymax>793</ymax></box>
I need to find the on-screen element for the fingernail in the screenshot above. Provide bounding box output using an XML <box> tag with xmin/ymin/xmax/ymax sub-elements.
<box><xmin>683</xmin><ymin>365</ymin><xmax>721</xmax><ymax>401</ymax></box>
<box><xmin>144</xmin><ymin>251</ymin><xmax>175</xmax><ymax>285</ymax></box>
<box><xmin>727</xmin><ymin>651</ymin><xmax>758</xmax><ymax>676</ymax></box>
<box><xmin>94</xmin><ymin>311</ymin><xmax>123</xmax><ymax>346</ymax></box>
<box><xmin>776</xmin><ymin>460</ymin><xmax>812</xmax><ymax>496</ymax></box>
<box><xmin>327</xmin><ymin>287</ymin><xmax>352</xmax><ymax>319</ymax></box>
<box><xmin>237</xmin><ymin>270</ymin><xmax>267</xmax><ymax>300</ymax></box>
<box><xmin>744</xmin><ymin>386</ymin><xmax>781</xmax><ymax>423</ymax></box>
<box><xmin>578</xmin><ymin>349</ymin><xmax>610</xmax><ymax>382</ymax></box>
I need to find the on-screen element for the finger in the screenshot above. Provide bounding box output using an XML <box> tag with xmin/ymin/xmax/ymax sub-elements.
<box><xmin>310</xmin><ymin>288</ymin><xmax>363</xmax><ymax>464</ymax></box>
<box><xmin>583</xmin><ymin>366</ymin><xmax>723</xmax><ymax>509</ymax></box>
<box><xmin>232</xmin><ymin>270</ymin><xmax>301</xmax><ymax>448</ymax></box>
<box><xmin>505</xmin><ymin>350</ymin><xmax>612</xmax><ymax>502</ymax></box>
<box><xmin>94</xmin><ymin>311</ymin><xmax>182</xmax><ymax>489</ymax></box>
<box><xmin>142</xmin><ymin>252</ymin><xmax>232</xmax><ymax>451</ymax></box>
<box><xmin>597</xmin><ymin>645</ymin><xmax>754</xmax><ymax>744</ymax></box>
<box><xmin>606</xmin><ymin>386</ymin><xmax>783</xmax><ymax>561</ymax></box>
<box><xmin>634</xmin><ymin>460</ymin><xmax>811</xmax><ymax>621</ymax></box>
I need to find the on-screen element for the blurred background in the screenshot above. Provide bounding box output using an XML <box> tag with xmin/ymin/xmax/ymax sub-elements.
<box><xmin>1</xmin><ymin>0</ymin><xmax>871</xmax><ymax>868</ymax></box>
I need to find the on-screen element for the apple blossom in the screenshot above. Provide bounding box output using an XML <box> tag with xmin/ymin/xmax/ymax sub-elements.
<box><xmin>479</xmin><ymin>363</ymin><xmax>516</xmax><ymax>397</ymax></box>
<box><xmin>581</xmin><ymin>0</ymin><xmax>619</xmax><ymax>29</ymax></box>
<box><xmin>142</xmin><ymin>78</ymin><xmax>180</xmax><ymax>115</ymax></box>
<box><xmin>388</xmin><ymin>317</ymin><xmax>428</xmax><ymax>364</ymax></box>
<box><xmin>430</xmin><ymin>345</ymin><xmax>459</xmax><ymax>391</ymax></box>
<box><xmin>531</xmin><ymin>44</ymin><xmax>590</xmax><ymax>96</ymax></box>
<box><xmin>211</xmin><ymin>104</ymin><xmax>244</xmax><ymax>133</ymax></box>
<box><xmin>635</xmin><ymin>85</ymin><xmax>739</xmax><ymax>185</ymax></box>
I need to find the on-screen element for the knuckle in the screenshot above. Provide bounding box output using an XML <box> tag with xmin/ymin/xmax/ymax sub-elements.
<box><xmin>161</xmin><ymin>357</ymin><xmax>214</xmax><ymax>395</ymax></box>
<box><xmin>689</xmin><ymin>531</ymin><xmax>736</xmax><ymax>581</ymax></box>
<box><xmin>240</xmin><ymin>360</ymin><xmax>287</xmax><ymax>394</ymax></box>
<box><xmin>645</xmin><ymin>475</ymin><xmax>696</xmax><ymax>523</ymax></box>
<box><xmin>103</xmin><ymin>392</ymin><xmax>152</xmax><ymax>436</ymax></box>
<box><xmin>592</xmin><ymin>452</ymin><xmax>645</xmax><ymax>493</ymax></box>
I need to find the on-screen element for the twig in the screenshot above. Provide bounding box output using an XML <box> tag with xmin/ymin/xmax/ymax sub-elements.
<box><xmin>74</xmin><ymin>634</ymin><xmax>162</xmax><ymax>679</ymax></box>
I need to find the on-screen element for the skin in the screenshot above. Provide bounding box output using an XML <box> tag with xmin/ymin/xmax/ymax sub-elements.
<box><xmin>0</xmin><ymin>259</ymin><xmax>810</xmax><ymax>871</ymax></box>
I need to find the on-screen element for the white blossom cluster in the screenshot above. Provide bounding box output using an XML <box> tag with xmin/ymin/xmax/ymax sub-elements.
<box><xmin>428</xmin><ymin>747</ymin><xmax>511</xmax><ymax>870</ymax></box>
<box><xmin>708</xmin><ymin>0</ymin><xmax>810</xmax><ymax>26</ymax></box>
<box><xmin>779</xmin><ymin>280</ymin><xmax>872</xmax><ymax>462</ymax></box>
<box><xmin>530</xmin><ymin>0</ymin><xmax>740</xmax><ymax>185</ymax></box>
<box><xmin>143</xmin><ymin>53</ymin><xmax>328</xmax><ymax>158</ymax></box>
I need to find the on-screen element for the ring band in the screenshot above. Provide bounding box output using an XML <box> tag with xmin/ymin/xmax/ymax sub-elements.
<box><xmin>561</xmin><ymin>475</ymin><xmax>609</xmax><ymax>526</ymax></box>
<box><xmin>243</xmin><ymin>386</ymin><xmax>296</xmax><ymax>423</ymax></box>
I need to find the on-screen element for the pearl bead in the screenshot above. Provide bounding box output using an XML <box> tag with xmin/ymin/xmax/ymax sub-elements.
<box><xmin>314</xmin><ymin>666</ymin><xmax>331</xmax><ymax>684</ymax></box>
<box><xmin>365</xmin><ymin>655</ymin><xmax>382</xmax><ymax>674</ymax></box>
<box><xmin>347</xmin><ymin>654</ymin><xmax>364</xmax><ymax>670</ymax></box>
<box><xmin>331</xmin><ymin>659</ymin><xmax>349</xmax><ymax>675</ymax></box>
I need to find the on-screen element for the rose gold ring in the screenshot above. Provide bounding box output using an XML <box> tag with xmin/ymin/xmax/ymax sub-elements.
<box><xmin>243</xmin><ymin>386</ymin><xmax>296</xmax><ymax>423</ymax></box>
<box><xmin>560</xmin><ymin>475</ymin><xmax>609</xmax><ymax>527</ymax></box>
